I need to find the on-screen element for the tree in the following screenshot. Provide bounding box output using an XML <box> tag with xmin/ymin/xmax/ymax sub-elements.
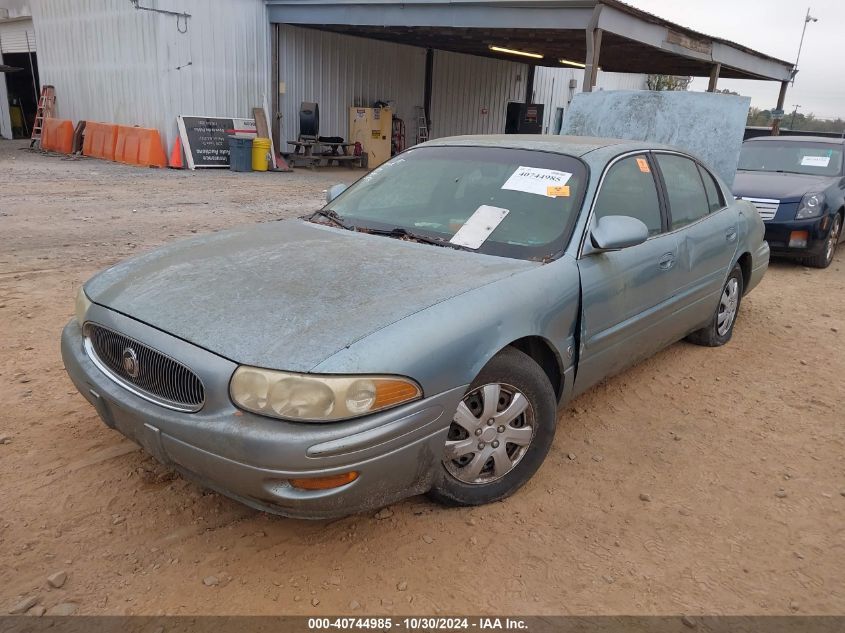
<box><xmin>646</xmin><ymin>74</ymin><xmax>693</xmax><ymax>91</ymax></box>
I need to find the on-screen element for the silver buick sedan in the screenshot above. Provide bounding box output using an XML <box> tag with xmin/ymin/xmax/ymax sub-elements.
<box><xmin>62</xmin><ymin>135</ymin><xmax>769</xmax><ymax>518</ymax></box>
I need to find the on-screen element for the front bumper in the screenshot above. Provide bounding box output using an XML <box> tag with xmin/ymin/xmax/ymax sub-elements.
<box><xmin>763</xmin><ymin>213</ymin><xmax>832</xmax><ymax>258</ymax></box>
<box><xmin>60</xmin><ymin>308</ymin><xmax>465</xmax><ymax>519</ymax></box>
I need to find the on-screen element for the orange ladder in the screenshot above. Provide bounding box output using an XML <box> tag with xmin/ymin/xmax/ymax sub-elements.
<box><xmin>30</xmin><ymin>85</ymin><xmax>56</xmax><ymax>149</ymax></box>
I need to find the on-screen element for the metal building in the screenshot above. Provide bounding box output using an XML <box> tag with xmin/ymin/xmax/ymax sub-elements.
<box><xmin>1</xmin><ymin>0</ymin><xmax>793</xmax><ymax>153</ymax></box>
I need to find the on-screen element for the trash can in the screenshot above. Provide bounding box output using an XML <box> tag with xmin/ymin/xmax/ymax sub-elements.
<box><xmin>227</xmin><ymin>135</ymin><xmax>253</xmax><ymax>172</ymax></box>
<box><xmin>252</xmin><ymin>137</ymin><xmax>271</xmax><ymax>172</ymax></box>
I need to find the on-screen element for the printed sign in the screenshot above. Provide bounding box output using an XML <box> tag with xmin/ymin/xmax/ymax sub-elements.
<box><xmin>636</xmin><ymin>157</ymin><xmax>651</xmax><ymax>173</ymax></box>
<box><xmin>501</xmin><ymin>166</ymin><xmax>572</xmax><ymax>197</ymax></box>
<box><xmin>449</xmin><ymin>205</ymin><xmax>510</xmax><ymax>249</ymax></box>
<box><xmin>176</xmin><ymin>116</ymin><xmax>257</xmax><ymax>169</ymax></box>
<box><xmin>801</xmin><ymin>155</ymin><xmax>831</xmax><ymax>167</ymax></box>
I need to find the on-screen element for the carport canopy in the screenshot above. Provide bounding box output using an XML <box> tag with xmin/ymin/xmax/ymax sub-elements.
<box><xmin>265</xmin><ymin>0</ymin><xmax>795</xmax><ymax>89</ymax></box>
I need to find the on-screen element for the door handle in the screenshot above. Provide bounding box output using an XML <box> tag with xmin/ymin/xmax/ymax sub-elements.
<box><xmin>726</xmin><ymin>228</ymin><xmax>737</xmax><ymax>243</ymax></box>
<box><xmin>658</xmin><ymin>252</ymin><xmax>676</xmax><ymax>270</ymax></box>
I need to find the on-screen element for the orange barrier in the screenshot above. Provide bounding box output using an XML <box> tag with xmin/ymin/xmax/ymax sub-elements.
<box><xmin>82</xmin><ymin>121</ymin><xmax>119</xmax><ymax>161</ymax></box>
<box><xmin>114</xmin><ymin>125</ymin><xmax>167</xmax><ymax>168</ymax></box>
<box><xmin>41</xmin><ymin>118</ymin><xmax>74</xmax><ymax>154</ymax></box>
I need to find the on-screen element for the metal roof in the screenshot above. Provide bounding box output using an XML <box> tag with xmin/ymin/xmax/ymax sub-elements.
<box><xmin>265</xmin><ymin>0</ymin><xmax>794</xmax><ymax>81</ymax></box>
<box><xmin>421</xmin><ymin>133</ymin><xmax>642</xmax><ymax>156</ymax></box>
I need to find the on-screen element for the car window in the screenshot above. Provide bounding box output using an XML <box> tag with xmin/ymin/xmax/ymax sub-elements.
<box><xmin>698</xmin><ymin>164</ymin><xmax>724</xmax><ymax>212</ymax></box>
<box><xmin>325</xmin><ymin>146</ymin><xmax>588</xmax><ymax>262</ymax></box>
<box><xmin>738</xmin><ymin>140</ymin><xmax>844</xmax><ymax>177</ymax></box>
<box><xmin>593</xmin><ymin>155</ymin><xmax>662</xmax><ymax>236</ymax></box>
<box><xmin>656</xmin><ymin>154</ymin><xmax>710</xmax><ymax>230</ymax></box>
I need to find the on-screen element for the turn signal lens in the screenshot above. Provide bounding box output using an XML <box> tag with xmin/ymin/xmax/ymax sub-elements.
<box><xmin>230</xmin><ymin>367</ymin><xmax>422</xmax><ymax>422</ymax></box>
<box><xmin>75</xmin><ymin>287</ymin><xmax>92</xmax><ymax>325</ymax></box>
<box><xmin>789</xmin><ymin>230</ymin><xmax>809</xmax><ymax>248</ymax></box>
<box><xmin>290</xmin><ymin>471</ymin><xmax>359</xmax><ymax>490</ymax></box>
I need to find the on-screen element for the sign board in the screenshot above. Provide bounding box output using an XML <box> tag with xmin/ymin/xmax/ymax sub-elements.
<box><xmin>770</xmin><ymin>109</ymin><xmax>785</xmax><ymax>120</ymax></box>
<box><xmin>176</xmin><ymin>116</ymin><xmax>257</xmax><ymax>170</ymax></box>
<box><xmin>561</xmin><ymin>90</ymin><xmax>751</xmax><ymax>186</ymax></box>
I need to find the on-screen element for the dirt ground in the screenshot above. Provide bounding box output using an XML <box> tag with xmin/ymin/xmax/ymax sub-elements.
<box><xmin>1</xmin><ymin>139</ymin><xmax>844</xmax><ymax>617</ymax></box>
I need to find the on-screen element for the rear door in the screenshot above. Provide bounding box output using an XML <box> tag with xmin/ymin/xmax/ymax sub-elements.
<box><xmin>575</xmin><ymin>152</ymin><xmax>686</xmax><ymax>394</ymax></box>
<box><xmin>652</xmin><ymin>153</ymin><xmax>739</xmax><ymax>334</ymax></box>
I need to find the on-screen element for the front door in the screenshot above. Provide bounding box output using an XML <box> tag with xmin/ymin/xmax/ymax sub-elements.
<box><xmin>575</xmin><ymin>153</ymin><xmax>686</xmax><ymax>395</ymax></box>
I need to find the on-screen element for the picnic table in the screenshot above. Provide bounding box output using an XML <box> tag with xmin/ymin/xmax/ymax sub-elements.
<box><xmin>286</xmin><ymin>140</ymin><xmax>364</xmax><ymax>169</ymax></box>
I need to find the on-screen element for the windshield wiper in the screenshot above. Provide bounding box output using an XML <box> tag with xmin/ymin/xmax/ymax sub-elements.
<box><xmin>307</xmin><ymin>209</ymin><xmax>355</xmax><ymax>231</ymax></box>
<box><xmin>361</xmin><ymin>227</ymin><xmax>472</xmax><ymax>251</ymax></box>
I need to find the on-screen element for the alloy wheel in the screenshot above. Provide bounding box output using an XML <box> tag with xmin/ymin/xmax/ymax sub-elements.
<box><xmin>825</xmin><ymin>215</ymin><xmax>842</xmax><ymax>265</ymax></box>
<box><xmin>443</xmin><ymin>383</ymin><xmax>536</xmax><ymax>484</ymax></box>
<box><xmin>717</xmin><ymin>277</ymin><xmax>740</xmax><ymax>337</ymax></box>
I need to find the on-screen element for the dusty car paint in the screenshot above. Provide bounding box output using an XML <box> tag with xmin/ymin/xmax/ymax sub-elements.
<box><xmin>62</xmin><ymin>135</ymin><xmax>769</xmax><ymax>518</ymax></box>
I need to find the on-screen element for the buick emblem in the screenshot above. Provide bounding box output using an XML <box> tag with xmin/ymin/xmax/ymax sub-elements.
<box><xmin>122</xmin><ymin>347</ymin><xmax>140</xmax><ymax>378</ymax></box>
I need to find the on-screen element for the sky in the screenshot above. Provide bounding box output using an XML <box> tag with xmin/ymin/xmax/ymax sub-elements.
<box><xmin>626</xmin><ymin>0</ymin><xmax>844</xmax><ymax>120</ymax></box>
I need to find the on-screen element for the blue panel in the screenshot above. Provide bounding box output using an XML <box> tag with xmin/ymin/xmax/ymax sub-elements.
<box><xmin>560</xmin><ymin>90</ymin><xmax>751</xmax><ymax>186</ymax></box>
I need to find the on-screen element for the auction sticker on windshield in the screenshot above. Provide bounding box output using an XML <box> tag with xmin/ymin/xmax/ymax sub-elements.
<box><xmin>801</xmin><ymin>155</ymin><xmax>831</xmax><ymax>167</ymax></box>
<box><xmin>450</xmin><ymin>205</ymin><xmax>509</xmax><ymax>249</ymax></box>
<box><xmin>502</xmin><ymin>166</ymin><xmax>572</xmax><ymax>197</ymax></box>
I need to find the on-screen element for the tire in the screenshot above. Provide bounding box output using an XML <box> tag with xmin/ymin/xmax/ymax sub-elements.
<box><xmin>803</xmin><ymin>212</ymin><xmax>842</xmax><ymax>269</ymax></box>
<box><xmin>428</xmin><ymin>346</ymin><xmax>557</xmax><ymax>507</ymax></box>
<box><xmin>686</xmin><ymin>264</ymin><xmax>744</xmax><ymax>347</ymax></box>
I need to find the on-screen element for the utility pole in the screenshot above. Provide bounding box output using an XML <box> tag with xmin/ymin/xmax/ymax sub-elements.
<box><xmin>793</xmin><ymin>7</ymin><xmax>818</xmax><ymax>85</ymax></box>
<box><xmin>790</xmin><ymin>105</ymin><xmax>801</xmax><ymax>130</ymax></box>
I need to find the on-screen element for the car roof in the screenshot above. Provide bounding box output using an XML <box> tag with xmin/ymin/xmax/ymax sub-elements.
<box><xmin>420</xmin><ymin>134</ymin><xmax>681</xmax><ymax>157</ymax></box>
<box><xmin>744</xmin><ymin>135</ymin><xmax>845</xmax><ymax>145</ymax></box>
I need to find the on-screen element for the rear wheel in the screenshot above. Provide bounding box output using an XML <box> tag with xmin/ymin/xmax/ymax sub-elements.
<box><xmin>804</xmin><ymin>212</ymin><xmax>842</xmax><ymax>269</ymax></box>
<box><xmin>687</xmin><ymin>264</ymin><xmax>744</xmax><ymax>347</ymax></box>
<box><xmin>428</xmin><ymin>347</ymin><xmax>556</xmax><ymax>507</ymax></box>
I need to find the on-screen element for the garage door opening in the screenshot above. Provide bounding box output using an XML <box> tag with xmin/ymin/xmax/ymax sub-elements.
<box><xmin>3</xmin><ymin>50</ymin><xmax>39</xmax><ymax>138</ymax></box>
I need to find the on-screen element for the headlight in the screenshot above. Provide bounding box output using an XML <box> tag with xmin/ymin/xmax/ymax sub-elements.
<box><xmin>75</xmin><ymin>287</ymin><xmax>92</xmax><ymax>325</ymax></box>
<box><xmin>795</xmin><ymin>192</ymin><xmax>826</xmax><ymax>219</ymax></box>
<box><xmin>230</xmin><ymin>367</ymin><xmax>422</xmax><ymax>422</ymax></box>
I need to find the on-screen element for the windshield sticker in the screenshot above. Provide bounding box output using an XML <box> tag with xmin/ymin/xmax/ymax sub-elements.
<box><xmin>636</xmin><ymin>157</ymin><xmax>650</xmax><ymax>173</ymax></box>
<box><xmin>801</xmin><ymin>155</ymin><xmax>830</xmax><ymax>167</ymax></box>
<box><xmin>449</xmin><ymin>205</ymin><xmax>509</xmax><ymax>249</ymax></box>
<box><xmin>501</xmin><ymin>166</ymin><xmax>572</xmax><ymax>197</ymax></box>
<box><xmin>547</xmin><ymin>185</ymin><xmax>570</xmax><ymax>197</ymax></box>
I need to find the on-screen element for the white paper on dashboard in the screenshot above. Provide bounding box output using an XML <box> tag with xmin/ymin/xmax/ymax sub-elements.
<box><xmin>801</xmin><ymin>155</ymin><xmax>831</xmax><ymax>167</ymax></box>
<box><xmin>449</xmin><ymin>205</ymin><xmax>510</xmax><ymax>249</ymax></box>
<box><xmin>501</xmin><ymin>166</ymin><xmax>572</xmax><ymax>197</ymax></box>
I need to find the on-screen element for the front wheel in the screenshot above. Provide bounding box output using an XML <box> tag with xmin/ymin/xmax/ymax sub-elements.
<box><xmin>428</xmin><ymin>347</ymin><xmax>557</xmax><ymax>507</ymax></box>
<box><xmin>804</xmin><ymin>212</ymin><xmax>842</xmax><ymax>269</ymax></box>
<box><xmin>686</xmin><ymin>264</ymin><xmax>744</xmax><ymax>347</ymax></box>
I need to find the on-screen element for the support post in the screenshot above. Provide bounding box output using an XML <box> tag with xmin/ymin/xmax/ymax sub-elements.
<box><xmin>424</xmin><ymin>48</ymin><xmax>434</xmax><ymax>132</ymax></box>
<box><xmin>771</xmin><ymin>80</ymin><xmax>788</xmax><ymax>136</ymax></box>
<box><xmin>583</xmin><ymin>27</ymin><xmax>602</xmax><ymax>92</ymax></box>
<box><xmin>271</xmin><ymin>23</ymin><xmax>281</xmax><ymax>150</ymax></box>
<box><xmin>707</xmin><ymin>63</ymin><xmax>721</xmax><ymax>92</ymax></box>
<box><xmin>524</xmin><ymin>64</ymin><xmax>536</xmax><ymax>104</ymax></box>
<box><xmin>582</xmin><ymin>4</ymin><xmax>603</xmax><ymax>93</ymax></box>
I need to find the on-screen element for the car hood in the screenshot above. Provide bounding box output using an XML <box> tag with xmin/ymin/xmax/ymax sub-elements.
<box><xmin>732</xmin><ymin>170</ymin><xmax>835</xmax><ymax>202</ymax></box>
<box><xmin>85</xmin><ymin>219</ymin><xmax>538</xmax><ymax>371</ymax></box>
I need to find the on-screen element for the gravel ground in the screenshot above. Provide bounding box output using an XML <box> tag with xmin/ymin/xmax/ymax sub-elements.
<box><xmin>1</xmin><ymin>140</ymin><xmax>844</xmax><ymax>616</ymax></box>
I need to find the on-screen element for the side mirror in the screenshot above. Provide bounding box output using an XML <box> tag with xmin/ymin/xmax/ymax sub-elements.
<box><xmin>589</xmin><ymin>215</ymin><xmax>649</xmax><ymax>252</ymax></box>
<box><xmin>326</xmin><ymin>183</ymin><xmax>348</xmax><ymax>203</ymax></box>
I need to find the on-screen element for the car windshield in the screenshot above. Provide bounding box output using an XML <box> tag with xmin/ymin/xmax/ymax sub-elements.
<box><xmin>323</xmin><ymin>145</ymin><xmax>588</xmax><ymax>261</ymax></box>
<box><xmin>738</xmin><ymin>140</ymin><xmax>844</xmax><ymax>177</ymax></box>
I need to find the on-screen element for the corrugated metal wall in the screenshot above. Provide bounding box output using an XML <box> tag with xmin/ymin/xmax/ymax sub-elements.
<box><xmin>533</xmin><ymin>66</ymin><xmax>647</xmax><ymax>134</ymax></box>
<box><xmin>0</xmin><ymin>18</ymin><xmax>36</xmax><ymax>53</ymax></box>
<box><xmin>429</xmin><ymin>50</ymin><xmax>526</xmax><ymax>138</ymax></box>
<box><xmin>29</xmin><ymin>0</ymin><xmax>270</xmax><ymax>148</ymax></box>
<box><xmin>0</xmin><ymin>50</ymin><xmax>10</xmax><ymax>139</ymax></box>
<box><xmin>278</xmin><ymin>25</ymin><xmax>425</xmax><ymax>142</ymax></box>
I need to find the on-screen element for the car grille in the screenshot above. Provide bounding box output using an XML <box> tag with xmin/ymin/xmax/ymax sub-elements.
<box><xmin>740</xmin><ymin>197</ymin><xmax>779</xmax><ymax>221</ymax></box>
<box><xmin>84</xmin><ymin>323</ymin><xmax>205</xmax><ymax>412</ymax></box>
